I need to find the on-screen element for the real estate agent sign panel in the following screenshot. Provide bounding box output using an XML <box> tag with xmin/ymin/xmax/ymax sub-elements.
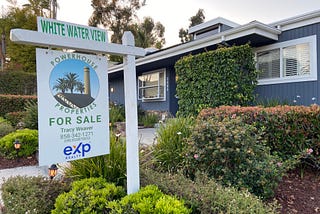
<box><xmin>36</xmin><ymin>48</ymin><xmax>109</xmax><ymax>166</ymax></box>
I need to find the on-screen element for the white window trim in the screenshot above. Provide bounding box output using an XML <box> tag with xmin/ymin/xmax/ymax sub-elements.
<box><xmin>137</xmin><ymin>69</ymin><xmax>166</xmax><ymax>102</ymax></box>
<box><xmin>255</xmin><ymin>35</ymin><xmax>317</xmax><ymax>85</ymax></box>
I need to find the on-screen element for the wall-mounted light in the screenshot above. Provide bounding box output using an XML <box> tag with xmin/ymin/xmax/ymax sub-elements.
<box><xmin>110</xmin><ymin>87</ymin><xmax>114</xmax><ymax>93</ymax></box>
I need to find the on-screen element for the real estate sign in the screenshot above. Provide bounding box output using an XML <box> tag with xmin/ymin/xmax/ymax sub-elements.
<box><xmin>37</xmin><ymin>17</ymin><xmax>108</xmax><ymax>45</ymax></box>
<box><xmin>36</xmin><ymin>48</ymin><xmax>109</xmax><ymax>166</ymax></box>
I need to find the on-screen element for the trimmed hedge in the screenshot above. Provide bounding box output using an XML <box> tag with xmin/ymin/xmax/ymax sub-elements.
<box><xmin>0</xmin><ymin>129</ymin><xmax>38</xmax><ymax>159</ymax></box>
<box><xmin>108</xmin><ymin>185</ymin><xmax>191</xmax><ymax>213</ymax></box>
<box><xmin>0</xmin><ymin>71</ymin><xmax>37</xmax><ymax>95</ymax></box>
<box><xmin>0</xmin><ymin>94</ymin><xmax>37</xmax><ymax>117</ymax></box>
<box><xmin>52</xmin><ymin>178</ymin><xmax>125</xmax><ymax>214</ymax></box>
<box><xmin>175</xmin><ymin>44</ymin><xmax>257</xmax><ymax>117</ymax></box>
<box><xmin>199</xmin><ymin>105</ymin><xmax>320</xmax><ymax>160</ymax></box>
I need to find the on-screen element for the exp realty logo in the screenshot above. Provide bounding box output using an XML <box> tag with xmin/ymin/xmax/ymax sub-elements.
<box><xmin>63</xmin><ymin>142</ymin><xmax>91</xmax><ymax>160</ymax></box>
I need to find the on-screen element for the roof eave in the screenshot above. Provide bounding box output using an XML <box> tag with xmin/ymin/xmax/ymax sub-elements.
<box><xmin>270</xmin><ymin>9</ymin><xmax>320</xmax><ymax>30</ymax></box>
<box><xmin>109</xmin><ymin>21</ymin><xmax>281</xmax><ymax>73</ymax></box>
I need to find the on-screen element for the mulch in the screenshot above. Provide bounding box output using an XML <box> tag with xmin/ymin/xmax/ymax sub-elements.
<box><xmin>0</xmin><ymin>154</ymin><xmax>38</xmax><ymax>170</ymax></box>
<box><xmin>0</xmin><ymin>156</ymin><xmax>319</xmax><ymax>213</ymax></box>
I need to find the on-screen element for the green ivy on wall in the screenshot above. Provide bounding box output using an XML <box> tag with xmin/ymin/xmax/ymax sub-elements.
<box><xmin>175</xmin><ymin>44</ymin><xmax>258</xmax><ymax>117</ymax></box>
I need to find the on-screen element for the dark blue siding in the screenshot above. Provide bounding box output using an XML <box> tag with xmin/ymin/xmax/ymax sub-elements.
<box><xmin>109</xmin><ymin>77</ymin><xmax>125</xmax><ymax>105</ymax></box>
<box><xmin>256</xmin><ymin>23</ymin><xmax>320</xmax><ymax>106</ymax></box>
<box><xmin>109</xmin><ymin>68</ymin><xmax>172</xmax><ymax>112</ymax></box>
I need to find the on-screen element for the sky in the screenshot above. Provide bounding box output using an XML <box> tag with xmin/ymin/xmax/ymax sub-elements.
<box><xmin>49</xmin><ymin>59</ymin><xmax>99</xmax><ymax>98</ymax></box>
<box><xmin>1</xmin><ymin>0</ymin><xmax>320</xmax><ymax>47</ymax></box>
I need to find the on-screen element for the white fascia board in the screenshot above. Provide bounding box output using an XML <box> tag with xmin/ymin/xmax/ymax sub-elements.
<box><xmin>188</xmin><ymin>17</ymin><xmax>240</xmax><ymax>34</ymax></box>
<box><xmin>270</xmin><ymin>9</ymin><xmax>320</xmax><ymax>31</ymax></box>
<box><xmin>109</xmin><ymin>21</ymin><xmax>281</xmax><ymax>73</ymax></box>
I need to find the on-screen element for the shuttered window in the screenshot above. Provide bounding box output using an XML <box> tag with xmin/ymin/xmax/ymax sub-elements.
<box><xmin>256</xmin><ymin>35</ymin><xmax>316</xmax><ymax>85</ymax></box>
<box><xmin>283</xmin><ymin>43</ymin><xmax>310</xmax><ymax>77</ymax></box>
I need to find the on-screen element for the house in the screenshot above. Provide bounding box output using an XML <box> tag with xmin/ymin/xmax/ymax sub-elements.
<box><xmin>108</xmin><ymin>9</ymin><xmax>320</xmax><ymax>116</ymax></box>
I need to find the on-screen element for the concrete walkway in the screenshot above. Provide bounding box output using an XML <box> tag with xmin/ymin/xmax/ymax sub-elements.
<box><xmin>0</xmin><ymin>128</ymin><xmax>156</xmax><ymax>207</ymax></box>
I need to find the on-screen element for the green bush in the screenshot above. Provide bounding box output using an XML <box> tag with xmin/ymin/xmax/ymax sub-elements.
<box><xmin>4</xmin><ymin>111</ymin><xmax>26</xmax><ymax>128</ymax></box>
<box><xmin>0</xmin><ymin>129</ymin><xmax>38</xmax><ymax>159</ymax></box>
<box><xmin>64</xmin><ymin>132</ymin><xmax>126</xmax><ymax>186</ymax></box>
<box><xmin>140</xmin><ymin>169</ymin><xmax>279</xmax><ymax>214</ymax></box>
<box><xmin>199</xmin><ymin>105</ymin><xmax>320</xmax><ymax>167</ymax></box>
<box><xmin>140</xmin><ymin>113</ymin><xmax>159</xmax><ymax>128</ymax></box>
<box><xmin>23</xmin><ymin>99</ymin><xmax>38</xmax><ymax>129</ymax></box>
<box><xmin>0</xmin><ymin>117</ymin><xmax>14</xmax><ymax>138</ymax></box>
<box><xmin>1</xmin><ymin>176</ymin><xmax>70</xmax><ymax>214</ymax></box>
<box><xmin>153</xmin><ymin>117</ymin><xmax>194</xmax><ymax>172</ymax></box>
<box><xmin>52</xmin><ymin>177</ymin><xmax>125</xmax><ymax>214</ymax></box>
<box><xmin>107</xmin><ymin>185</ymin><xmax>191</xmax><ymax>214</ymax></box>
<box><xmin>110</xmin><ymin>103</ymin><xmax>125</xmax><ymax>124</ymax></box>
<box><xmin>175</xmin><ymin>44</ymin><xmax>257</xmax><ymax>117</ymax></box>
<box><xmin>0</xmin><ymin>71</ymin><xmax>37</xmax><ymax>95</ymax></box>
<box><xmin>184</xmin><ymin>116</ymin><xmax>285</xmax><ymax>199</ymax></box>
<box><xmin>0</xmin><ymin>94</ymin><xmax>37</xmax><ymax>117</ymax></box>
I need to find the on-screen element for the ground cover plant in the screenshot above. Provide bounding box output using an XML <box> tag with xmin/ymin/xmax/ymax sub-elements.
<box><xmin>1</xmin><ymin>176</ymin><xmax>70</xmax><ymax>214</ymax></box>
<box><xmin>140</xmin><ymin>168</ymin><xmax>279</xmax><ymax>214</ymax></box>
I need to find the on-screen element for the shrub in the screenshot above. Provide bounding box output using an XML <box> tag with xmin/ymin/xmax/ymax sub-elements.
<box><xmin>0</xmin><ymin>94</ymin><xmax>37</xmax><ymax>117</ymax></box>
<box><xmin>140</xmin><ymin>169</ymin><xmax>279</xmax><ymax>214</ymax></box>
<box><xmin>23</xmin><ymin>99</ymin><xmax>38</xmax><ymax>129</ymax></box>
<box><xmin>107</xmin><ymin>185</ymin><xmax>191</xmax><ymax>214</ymax></box>
<box><xmin>199</xmin><ymin>105</ymin><xmax>320</xmax><ymax>166</ymax></box>
<box><xmin>184</xmin><ymin>116</ymin><xmax>285</xmax><ymax>199</ymax></box>
<box><xmin>4</xmin><ymin>111</ymin><xmax>26</xmax><ymax>128</ymax></box>
<box><xmin>52</xmin><ymin>177</ymin><xmax>125</xmax><ymax>214</ymax></box>
<box><xmin>0</xmin><ymin>70</ymin><xmax>37</xmax><ymax>95</ymax></box>
<box><xmin>63</xmin><ymin>132</ymin><xmax>126</xmax><ymax>186</ymax></box>
<box><xmin>109</xmin><ymin>102</ymin><xmax>125</xmax><ymax>124</ymax></box>
<box><xmin>0</xmin><ymin>129</ymin><xmax>38</xmax><ymax>159</ymax></box>
<box><xmin>1</xmin><ymin>176</ymin><xmax>70</xmax><ymax>214</ymax></box>
<box><xmin>0</xmin><ymin>117</ymin><xmax>14</xmax><ymax>138</ymax></box>
<box><xmin>139</xmin><ymin>113</ymin><xmax>159</xmax><ymax>128</ymax></box>
<box><xmin>153</xmin><ymin>117</ymin><xmax>194</xmax><ymax>172</ymax></box>
<box><xmin>175</xmin><ymin>44</ymin><xmax>257</xmax><ymax>117</ymax></box>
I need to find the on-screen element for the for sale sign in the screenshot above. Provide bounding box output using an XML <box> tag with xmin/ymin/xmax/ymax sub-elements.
<box><xmin>36</xmin><ymin>48</ymin><xmax>109</xmax><ymax>166</ymax></box>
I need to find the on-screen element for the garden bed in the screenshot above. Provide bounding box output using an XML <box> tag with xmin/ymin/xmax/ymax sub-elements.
<box><xmin>0</xmin><ymin>159</ymin><xmax>319</xmax><ymax>213</ymax></box>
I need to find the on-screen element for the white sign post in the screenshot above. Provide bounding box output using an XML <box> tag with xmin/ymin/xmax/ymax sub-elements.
<box><xmin>10</xmin><ymin>17</ymin><xmax>145</xmax><ymax>194</ymax></box>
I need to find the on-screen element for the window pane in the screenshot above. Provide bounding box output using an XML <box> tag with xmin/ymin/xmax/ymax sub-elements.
<box><xmin>144</xmin><ymin>73</ymin><xmax>159</xmax><ymax>87</ymax></box>
<box><xmin>144</xmin><ymin>86</ymin><xmax>158</xmax><ymax>98</ymax></box>
<box><xmin>138</xmin><ymin>70</ymin><xmax>166</xmax><ymax>100</ymax></box>
<box><xmin>159</xmin><ymin>72</ymin><xmax>165</xmax><ymax>86</ymax></box>
<box><xmin>283</xmin><ymin>43</ymin><xmax>310</xmax><ymax>77</ymax></box>
<box><xmin>257</xmin><ymin>49</ymin><xmax>280</xmax><ymax>79</ymax></box>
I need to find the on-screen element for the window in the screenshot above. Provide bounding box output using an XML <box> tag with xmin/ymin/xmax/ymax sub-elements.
<box><xmin>138</xmin><ymin>69</ymin><xmax>166</xmax><ymax>101</ymax></box>
<box><xmin>257</xmin><ymin>49</ymin><xmax>280</xmax><ymax>79</ymax></box>
<box><xmin>256</xmin><ymin>35</ymin><xmax>317</xmax><ymax>85</ymax></box>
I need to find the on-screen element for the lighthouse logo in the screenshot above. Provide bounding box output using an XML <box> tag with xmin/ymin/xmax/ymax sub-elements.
<box><xmin>49</xmin><ymin>59</ymin><xmax>99</xmax><ymax>108</ymax></box>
